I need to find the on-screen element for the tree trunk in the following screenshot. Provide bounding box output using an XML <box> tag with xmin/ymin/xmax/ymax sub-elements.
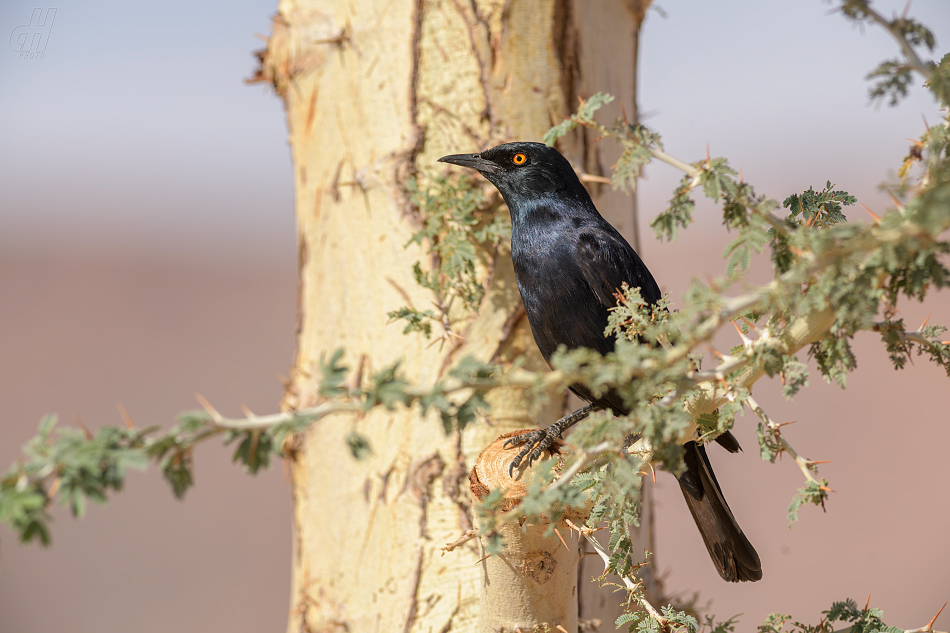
<box><xmin>470</xmin><ymin>435</ymin><xmax>587</xmax><ymax>631</ymax></box>
<box><xmin>252</xmin><ymin>1</ymin><xmax>653</xmax><ymax>630</ymax></box>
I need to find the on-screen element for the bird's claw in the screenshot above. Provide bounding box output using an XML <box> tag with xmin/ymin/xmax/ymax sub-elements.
<box><xmin>503</xmin><ymin>405</ymin><xmax>598</xmax><ymax>477</ymax></box>
<box><xmin>505</xmin><ymin>429</ymin><xmax>559</xmax><ymax>477</ymax></box>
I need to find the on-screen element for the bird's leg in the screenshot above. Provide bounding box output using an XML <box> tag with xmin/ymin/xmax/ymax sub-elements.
<box><xmin>504</xmin><ymin>404</ymin><xmax>599</xmax><ymax>476</ymax></box>
<box><xmin>621</xmin><ymin>433</ymin><xmax>639</xmax><ymax>452</ymax></box>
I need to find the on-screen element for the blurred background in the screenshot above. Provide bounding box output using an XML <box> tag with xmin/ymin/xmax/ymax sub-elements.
<box><xmin>1</xmin><ymin>1</ymin><xmax>948</xmax><ymax>631</ymax></box>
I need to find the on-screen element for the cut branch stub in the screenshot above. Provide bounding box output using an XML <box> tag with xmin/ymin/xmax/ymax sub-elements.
<box><xmin>470</xmin><ymin>431</ymin><xmax>587</xmax><ymax>633</ymax></box>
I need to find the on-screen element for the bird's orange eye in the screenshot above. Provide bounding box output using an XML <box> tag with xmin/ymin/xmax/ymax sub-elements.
<box><xmin>512</xmin><ymin>153</ymin><xmax>527</xmax><ymax>165</ymax></box>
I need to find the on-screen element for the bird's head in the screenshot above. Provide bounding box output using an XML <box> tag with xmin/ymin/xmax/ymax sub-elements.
<box><xmin>438</xmin><ymin>142</ymin><xmax>587</xmax><ymax>209</ymax></box>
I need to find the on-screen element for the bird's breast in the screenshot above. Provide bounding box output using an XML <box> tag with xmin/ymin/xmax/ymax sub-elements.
<box><xmin>510</xmin><ymin>230</ymin><xmax>613</xmax><ymax>362</ymax></box>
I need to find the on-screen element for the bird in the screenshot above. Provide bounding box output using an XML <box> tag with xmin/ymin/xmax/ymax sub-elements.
<box><xmin>438</xmin><ymin>141</ymin><xmax>762</xmax><ymax>582</ymax></box>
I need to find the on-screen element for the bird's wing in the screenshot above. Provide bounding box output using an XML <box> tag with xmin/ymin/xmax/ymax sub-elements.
<box><xmin>573</xmin><ymin>226</ymin><xmax>661</xmax><ymax>309</ymax></box>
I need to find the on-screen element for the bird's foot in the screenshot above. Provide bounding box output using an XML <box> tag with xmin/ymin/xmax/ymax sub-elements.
<box><xmin>503</xmin><ymin>404</ymin><xmax>598</xmax><ymax>477</ymax></box>
<box><xmin>503</xmin><ymin>427</ymin><xmax>562</xmax><ymax>476</ymax></box>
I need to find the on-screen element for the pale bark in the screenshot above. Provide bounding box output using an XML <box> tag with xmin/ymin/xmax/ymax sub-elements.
<box><xmin>252</xmin><ymin>1</ymin><xmax>653</xmax><ymax>630</ymax></box>
<box><xmin>470</xmin><ymin>435</ymin><xmax>586</xmax><ymax>632</ymax></box>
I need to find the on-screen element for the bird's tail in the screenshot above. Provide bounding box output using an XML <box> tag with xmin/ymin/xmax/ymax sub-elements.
<box><xmin>677</xmin><ymin>440</ymin><xmax>762</xmax><ymax>582</ymax></box>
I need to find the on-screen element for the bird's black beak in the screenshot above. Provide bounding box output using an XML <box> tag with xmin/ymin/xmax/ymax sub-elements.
<box><xmin>437</xmin><ymin>153</ymin><xmax>501</xmax><ymax>175</ymax></box>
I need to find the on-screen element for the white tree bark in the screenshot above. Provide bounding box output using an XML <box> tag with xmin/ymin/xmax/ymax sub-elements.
<box><xmin>470</xmin><ymin>435</ymin><xmax>586</xmax><ymax>632</ymax></box>
<box><xmin>251</xmin><ymin>1</ymin><xmax>653</xmax><ymax>630</ymax></box>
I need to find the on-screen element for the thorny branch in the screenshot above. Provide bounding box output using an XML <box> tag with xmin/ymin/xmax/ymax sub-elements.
<box><xmin>745</xmin><ymin>394</ymin><xmax>829</xmax><ymax>489</ymax></box>
<box><xmin>854</xmin><ymin>2</ymin><xmax>935</xmax><ymax>81</ymax></box>
<box><xmin>195</xmin><ymin>396</ymin><xmax>364</xmax><ymax>431</ymax></box>
<box><xmin>566</xmin><ymin>518</ymin><xmax>669</xmax><ymax>631</ymax></box>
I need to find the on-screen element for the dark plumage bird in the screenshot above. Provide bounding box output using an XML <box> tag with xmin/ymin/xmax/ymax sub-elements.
<box><xmin>439</xmin><ymin>141</ymin><xmax>762</xmax><ymax>582</ymax></box>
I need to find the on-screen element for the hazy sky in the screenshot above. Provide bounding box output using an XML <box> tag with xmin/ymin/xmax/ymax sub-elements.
<box><xmin>1</xmin><ymin>0</ymin><xmax>294</xmax><ymax>267</ymax></box>
<box><xmin>2</xmin><ymin>0</ymin><xmax>948</xmax><ymax>268</ymax></box>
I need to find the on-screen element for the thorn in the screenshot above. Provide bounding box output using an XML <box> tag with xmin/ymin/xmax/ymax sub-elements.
<box><xmin>117</xmin><ymin>403</ymin><xmax>135</xmax><ymax>430</ymax></box>
<box><xmin>557</xmin><ymin>626</ymin><xmax>570</xmax><ymax>633</ymax></box>
<box><xmin>810</xmin><ymin>460</ymin><xmax>833</xmax><ymax>465</ymax></box>
<box><xmin>924</xmin><ymin>602</ymin><xmax>947</xmax><ymax>631</ymax></box>
<box><xmin>738</xmin><ymin>167</ymin><xmax>744</xmax><ymax>183</ymax></box>
<box><xmin>240</xmin><ymin>404</ymin><xmax>257</xmax><ymax>418</ymax></box>
<box><xmin>620</xmin><ymin>102</ymin><xmax>628</xmax><ymax>125</ymax></box>
<box><xmin>73</xmin><ymin>414</ymin><xmax>93</xmax><ymax>440</ymax></box>
<box><xmin>580</xmin><ymin>172</ymin><xmax>612</xmax><ymax>184</ymax></box>
<box><xmin>865</xmin><ymin>593</ymin><xmax>872</xmax><ymax>611</ymax></box>
<box><xmin>777</xmin><ymin>420</ymin><xmax>797</xmax><ymax>428</ymax></box>
<box><xmin>901</xmin><ymin>0</ymin><xmax>912</xmax><ymax>21</ymax></box>
<box><xmin>553</xmin><ymin>527</ymin><xmax>570</xmax><ymax>552</ymax></box>
<box><xmin>650</xmin><ymin>462</ymin><xmax>656</xmax><ymax>483</ymax></box>
<box><xmin>705</xmin><ymin>144</ymin><xmax>711</xmax><ymax>168</ymax></box>
<box><xmin>789</xmin><ymin>245</ymin><xmax>806</xmax><ymax>257</ymax></box>
<box><xmin>195</xmin><ymin>393</ymin><xmax>222</xmax><ymax>422</ymax></box>
<box><xmin>385</xmin><ymin>276</ymin><xmax>414</xmax><ymax>308</ymax></box>
<box><xmin>918</xmin><ymin>313</ymin><xmax>932</xmax><ymax>331</ymax></box>
<box><xmin>731</xmin><ymin>319</ymin><xmax>752</xmax><ymax>346</ymax></box>
<box><xmin>475</xmin><ymin>553</ymin><xmax>492</xmax><ymax>565</ymax></box>
<box><xmin>47</xmin><ymin>476</ymin><xmax>61</xmax><ymax>499</ymax></box>
<box><xmin>859</xmin><ymin>202</ymin><xmax>881</xmax><ymax>223</ymax></box>
<box><xmin>884</xmin><ymin>188</ymin><xmax>905</xmax><ymax>211</ymax></box>
<box><xmin>820</xmin><ymin>486</ymin><xmax>836</xmax><ymax>493</ymax></box>
<box><xmin>741</xmin><ymin>317</ymin><xmax>759</xmax><ymax>332</ymax></box>
<box><xmin>804</xmin><ymin>214</ymin><xmax>816</xmax><ymax>228</ymax></box>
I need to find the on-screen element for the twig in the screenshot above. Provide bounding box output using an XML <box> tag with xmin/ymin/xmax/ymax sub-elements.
<box><xmin>579</xmin><ymin>173</ymin><xmax>612</xmax><ymax>185</ymax></box>
<box><xmin>859</xmin><ymin>4</ymin><xmax>934</xmax><ymax>81</ymax></box>
<box><xmin>565</xmin><ymin>518</ymin><xmax>669</xmax><ymax>631</ymax></box>
<box><xmin>870</xmin><ymin>320</ymin><xmax>942</xmax><ymax>348</ymax></box>
<box><xmin>745</xmin><ymin>394</ymin><xmax>827</xmax><ymax>488</ymax></box>
<box><xmin>440</xmin><ymin>529</ymin><xmax>477</xmax><ymax>555</ymax></box>
<box><xmin>569</xmin><ymin>115</ymin><xmax>792</xmax><ymax>236</ymax></box>
<box><xmin>647</xmin><ymin>146</ymin><xmax>700</xmax><ymax>182</ymax></box>
<box><xmin>196</xmin><ymin>398</ymin><xmax>364</xmax><ymax>431</ymax></box>
<box><xmin>546</xmin><ymin>442</ymin><xmax>610</xmax><ymax>492</ymax></box>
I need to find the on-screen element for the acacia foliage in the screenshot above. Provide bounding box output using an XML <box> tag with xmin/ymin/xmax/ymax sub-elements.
<box><xmin>2</xmin><ymin>1</ymin><xmax>949</xmax><ymax>631</ymax></box>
